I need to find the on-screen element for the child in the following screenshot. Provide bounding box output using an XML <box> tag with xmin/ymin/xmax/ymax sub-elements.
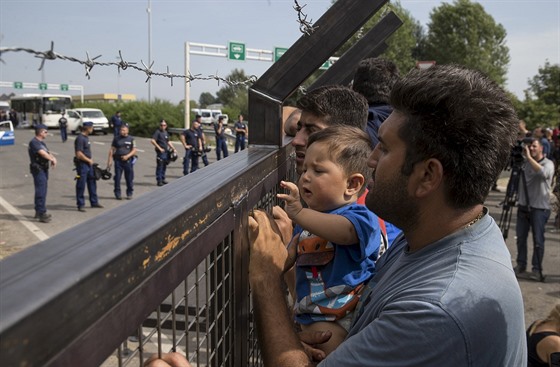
<box><xmin>278</xmin><ymin>125</ymin><xmax>381</xmax><ymax>355</ymax></box>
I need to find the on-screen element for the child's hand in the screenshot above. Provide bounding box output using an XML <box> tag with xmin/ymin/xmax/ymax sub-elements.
<box><xmin>277</xmin><ymin>180</ymin><xmax>303</xmax><ymax>220</ymax></box>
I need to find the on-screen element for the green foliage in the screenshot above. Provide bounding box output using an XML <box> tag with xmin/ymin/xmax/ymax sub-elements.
<box><xmin>422</xmin><ymin>0</ymin><xmax>510</xmax><ymax>85</ymax></box>
<box><xmin>198</xmin><ymin>92</ymin><xmax>216</xmax><ymax>107</ymax></box>
<box><xmin>517</xmin><ymin>62</ymin><xmax>560</xmax><ymax>129</ymax></box>
<box><xmin>335</xmin><ymin>0</ymin><xmax>421</xmax><ymax>75</ymax></box>
<box><xmin>215</xmin><ymin>69</ymin><xmax>251</xmax><ymax>116</ymax></box>
<box><xmin>74</xmin><ymin>99</ymin><xmax>185</xmax><ymax>137</ymax></box>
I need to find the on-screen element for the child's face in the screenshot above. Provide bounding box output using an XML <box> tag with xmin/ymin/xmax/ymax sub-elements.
<box><xmin>299</xmin><ymin>141</ymin><xmax>351</xmax><ymax>212</ymax></box>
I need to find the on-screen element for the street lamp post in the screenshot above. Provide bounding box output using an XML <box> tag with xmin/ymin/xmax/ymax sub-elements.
<box><xmin>147</xmin><ymin>0</ymin><xmax>152</xmax><ymax>103</ymax></box>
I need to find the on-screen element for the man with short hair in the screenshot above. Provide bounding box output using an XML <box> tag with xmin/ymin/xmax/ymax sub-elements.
<box><xmin>234</xmin><ymin>114</ymin><xmax>247</xmax><ymax>153</ymax></box>
<box><xmin>58</xmin><ymin>110</ymin><xmax>68</xmax><ymax>143</ymax></box>
<box><xmin>111</xmin><ymin>111</ymin><xmax>123</xmax><ymax>137</ymax></box>
<box><xmin>151</xmin><ymin>119</ymin><xmax>176</xmax><ymax>186</ymax></box>
<box><xmin>352</xmin><ymin>57</ymin><xmax>402</xmax><ymax>245</ymax></box>
<box><xmin>352</xmin><ymin>57</ymin><xmax>400</xmax><ymax>148</ymax></box>
<box><xmin>514</xmin><ymin>138</ymin><xmax>554</xmax><ymax>281</ymax></box>
<box><xmin>28</xmin><ymin>124</ymin><xmax>57</xmax><ymax>222</ymax></box>
<box><xmin>107</xmin><ymin>124</ymin><xmax>137</xmax><ymax>200</ymax></box>
<box><xmin>248</xmin><ymin>65</ymin><xmax>526</xmax><ymax>366</ymax></box>
<box><xmin>214</xmin><ymin>115</ymin><xmax>229</xmax><ymax>160</ymax></box>
<box><xmin>180</xmin><ymin>117</ymin><xmax>201</xmax><ymax>175</ymax></box>
<box><xmin>75</xmin><ymin>121</ymin><xmax>103</xmax><ymax>212</ymax></box>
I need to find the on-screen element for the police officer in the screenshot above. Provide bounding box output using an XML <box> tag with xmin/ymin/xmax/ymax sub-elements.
<box><xmin>180</xmin><ymin>117</ymin><xmax>201</xmax><ymax>175</ymax></box>
<box><xmin>75</xmin><ymin>121</ymin><xmax>103</xmax><ymax>211</ymax></box>
<box><xmin>150</xmin><ymin>119</ymin><xmax>177</xmax><ymax>186</ymax></box>
<box><xmin>110</xmin><ymin>111</ymin><xmax>123</xmax><ymax>137</ymax></box>
<box><xmin>214</xmin><ymin>115</ymin><xmax>229</xmax><ymax>160</ymax></box>
<box><xmin>28</xmin><ymin>124</ymin><xmax>57</xmax><ymax>222</ymax></box>
<box><xmin>234</xmin><ymin>114</ymin><xmax>247</xmax><ymax>153</ymax></box>
<box><xmin>58</xmin><ymin>110</ymin><xmax>68</xmax><ymax>143</ymax></box>
<box><xmin>107</xmin><ymin>124</ymin><xmax>137</xmax><ymax>200</ymax></box>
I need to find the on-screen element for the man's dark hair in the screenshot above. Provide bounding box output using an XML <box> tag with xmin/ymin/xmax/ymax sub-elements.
<box><xmin>391</xmin><ymin>64</ymin><xmax>518</xmax><ymax>209</ymax></box>
<box><xmin>297</xmin><ymin>85</ymin><xmax>368</xmax><ymax>130</ymax></box>
<box><xmin>352</xmin><ymin>57</ymin><xmax>400</xmax><ymax>105</ymax></box>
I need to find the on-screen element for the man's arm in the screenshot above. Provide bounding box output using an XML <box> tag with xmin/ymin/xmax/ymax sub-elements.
<box><xmin>151</xmin><ymin>138</ymin><xmax>164</xmax><ymax>152</ymax></box>
<box><xmin>107</xmin><ymin>146</ymin><xmax>115</xmax><ymax>168</ymax></box>
<box><xmin>37</xmin><ymin>149</ymin><xmax>57</xmax><ymax>168</ymax></box>
<box><xmin>248</xmin><ymin>210</ymin><xmax>314</xmax><ymax>367</ymax></box>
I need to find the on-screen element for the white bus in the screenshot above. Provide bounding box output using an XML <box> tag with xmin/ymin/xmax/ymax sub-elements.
<box><xmin>10</xmin><ymin>94</ymin><xmax>73</xmax><ymax>128</ymax></box>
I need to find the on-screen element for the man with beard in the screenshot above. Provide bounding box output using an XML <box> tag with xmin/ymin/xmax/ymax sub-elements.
<box><xmin>144</xmin><ymin>66</ymin><xmax>527</xmax><ymax>366</ymax></box>
<box><xmin>246</xmin><ymin>65</ymin><xmax>526</xmax><ymax>366</ymax></box>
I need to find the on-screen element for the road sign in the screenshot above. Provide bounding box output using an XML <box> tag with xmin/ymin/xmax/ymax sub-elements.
<box><xmin>228</xmin><ymin>41</ymin><xmax>246</xmax><ymax>61</ymax></box>
<box><xmin>274</xmin><ymin>47</ymin><xmax>288</xmax><ymax>62</ymax></box>
<box><xmin>13</xmin><ymin>81</ymin><xmax>23</xmax><ymax>89</ymax></box>
<box><xmin>60</xmin><ymin>84</ymin><xmax>69</xmax><ymax>91</ymax></box>
<box><xmin>39</xmin><ymin>83</ymin><xmax>48</xmax><ymax>90</ymax></box>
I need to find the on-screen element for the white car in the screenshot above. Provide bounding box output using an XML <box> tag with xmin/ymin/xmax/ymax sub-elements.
<box><xmin>66</xmin><ymin>108</ymin><xmax>109</xmax><ymax>135</ymax></box>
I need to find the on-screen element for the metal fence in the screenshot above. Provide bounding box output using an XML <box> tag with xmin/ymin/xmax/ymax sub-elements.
<box><xmin>0</xmin><ymin>1</ymin><xmax>401</xmax><ymax>366</ymax></box>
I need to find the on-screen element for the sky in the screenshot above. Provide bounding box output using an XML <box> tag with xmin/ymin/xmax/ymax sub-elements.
<box><xmin>0</xmin><ymin>0</ymin><xmax>559</xmax><ymax>105</ymax></box>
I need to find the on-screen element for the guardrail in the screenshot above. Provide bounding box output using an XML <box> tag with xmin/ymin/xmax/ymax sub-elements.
<box><xmin>0</xmin><ymin>1</ymin><xmax>399</xmax><ymax>366</ymax></box>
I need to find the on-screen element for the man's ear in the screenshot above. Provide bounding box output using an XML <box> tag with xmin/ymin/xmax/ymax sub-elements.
<box><xmin>411</xmin><ymin>158</ymin><xmax>444</xmax><ymax>198</ymax></box>
<box><xmin>346</xmin><ymin>173</ymin><xmax>365</xmax><ymax>196</ymax></box>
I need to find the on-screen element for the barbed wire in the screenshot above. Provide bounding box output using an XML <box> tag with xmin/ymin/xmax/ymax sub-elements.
<box><xmin>0</xmin><ymin>44</ymin><xmax>259</xmax><ymax>88</ymax></box>
<box><xmin>293</xmin><ymin>0</ymin><xmax>319</xmax><ymax>36</ymax></box>
<box><xmin>0</xmin><ymin>1</ymin><xmax>316</xmax><ymax>87</ymax></box>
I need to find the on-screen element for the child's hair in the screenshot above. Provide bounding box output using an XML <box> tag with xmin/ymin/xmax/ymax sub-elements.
<box><xmin>307</xmin><ymin>125</ymin><xmax>373</xmax><ymax>196</ymax></box>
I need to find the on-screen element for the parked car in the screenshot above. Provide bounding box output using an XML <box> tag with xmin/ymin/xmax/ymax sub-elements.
<box><xmin>0</xmin><ymin>120</ymin><xmax>15</xmax><ymax>146</ymax></box>
<box><xmin>66</xmin><ymin>108</ymin><xmax>109</xmax><ymax>135</ymax></box>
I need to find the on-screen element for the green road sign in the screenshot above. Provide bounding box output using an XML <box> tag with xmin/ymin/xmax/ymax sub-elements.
<box><xmin>60</xmin><ymin>84</ymin><xmax>69</xmax><ymax>91</ymax></box>
<box><xmin>39</xmin><ymin>83</ymin><xmax>48</xmax><ymax>90</ymax></box>
<box><xmin>228</xmin><ymin>41</ymin><xmax>246</xmax><ymax>61</ymax></box>
<box><xmin>274</xmin><ymin>47</ymin><xmax>288</xmax><ymax>62</ymax></box>
<box><xmin>13</xmin><ymin>82</ymin><xmax>23</xmax><ymax>89</ymax></box>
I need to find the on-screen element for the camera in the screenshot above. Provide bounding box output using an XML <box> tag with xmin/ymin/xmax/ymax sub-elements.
<box><xmin>510</xmin><ymin>137</ymin><xmax>534</xmax><ymax>166</ymax></box>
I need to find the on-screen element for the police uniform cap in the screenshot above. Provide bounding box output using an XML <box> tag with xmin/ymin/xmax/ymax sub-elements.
<box><xmin>35</xmin><ymin>124</ymin><xmax>48</xmax><ymax>131</ymax></box>
<box><xmin>83</xmin><ymin>121</ymin><xmax>94</xmax><ymax>127</ymax></box>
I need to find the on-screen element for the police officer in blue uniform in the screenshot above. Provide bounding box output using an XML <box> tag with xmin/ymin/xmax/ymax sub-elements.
<box><xmin>107</xmin><ymin>124</ymin><xmax>137</xmax><ymax>200</ymax></box>
<box><xmin>150</xmin><ymin>119</ymin><xmax>177</xmax><ymax>186</ymax></box>
<box><xmin>234</xmin><ymin>114</ymin><xmax>247</xmax><ymax>153</ymax></box>
<box><xmin>180</xmin><ymin>117</ymin><xmax>201</xmax><ymax>175</ymax></box>
<box><xmin>75</xmin><ymin>121</ymin><xmax>103</xmax><ymax>211</ymax></box>
<box><xmin>28</xmin><ymin>124</ymin><xmax>57</xmax><ymax>222</ymax></box>
<box><xmin>110</xmin><ymin>111</ymin><xmax>123</xmax><ymax>137</ymax></box>
<box><xmin>214</xmin><ymin>115</ymin><xmax>229</xmax><ymax>160</ymax></box>
<box><xmin>58</xmin><ymin>111</ymin><xmax>68</xmax><ymax>143</ymax></box>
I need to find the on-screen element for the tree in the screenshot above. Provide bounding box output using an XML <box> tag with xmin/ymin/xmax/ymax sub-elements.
<box><xmin>335</xmin><ymin>0</ymin><xmax>421</xmax><ymax>75</ymax></box>
<box><xmin>216</xmin><ymin>69</ymin><xmax>251</xmax><ymax>115</ymax></box>
<box><xmin>198</xmin><ymin>92</ymin><xmax>216</xmax><ymax>108</ymax></box>
<box><xmin>518</xmin><ymin>61</ymin><xmax>560</xmax><ymax>129</ymax></box>
<box><xmin>422</xmin><ymin>0</ymin><xmax>509</xmax><ymax>85</ymax></box>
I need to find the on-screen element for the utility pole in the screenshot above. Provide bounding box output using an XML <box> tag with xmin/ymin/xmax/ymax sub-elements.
<box><xmin>147</xmin><ymin>0</ymin><xmax>152</xmax><ymax>103</ymax></box>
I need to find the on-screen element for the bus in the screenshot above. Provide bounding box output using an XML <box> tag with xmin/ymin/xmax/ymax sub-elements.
<box><xmin>10</xmin><ymin>94</ymin><xmax>73</xmax><ymax>128</ymax></box>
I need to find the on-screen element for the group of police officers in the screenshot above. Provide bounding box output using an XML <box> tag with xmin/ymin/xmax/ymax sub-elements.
<box><xmin>28</xmin><ymin>113</ymin><xmax>137</xmax><ymax>222</ymax></box>
<box><xmin>29</xmin><ymin>112</ymin><xmax>243</xmax><ymax>222</ymax></box>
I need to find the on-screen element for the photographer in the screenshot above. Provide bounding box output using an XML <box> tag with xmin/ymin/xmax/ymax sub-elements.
<box><xmin>515</xmin><ymin>138</ymin><xmax>555</xmax><ymax>280</ymax></box>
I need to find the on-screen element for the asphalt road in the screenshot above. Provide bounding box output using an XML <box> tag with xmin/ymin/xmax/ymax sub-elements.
<box><xmin>0</xmin><ymin>127</ymin><xmax>221</xmax><ymax>257</ymax></box>
<box><xmin>0</xmin><ymin>127</ymin><xmax>558</xmax><ymax>328</ymax></box>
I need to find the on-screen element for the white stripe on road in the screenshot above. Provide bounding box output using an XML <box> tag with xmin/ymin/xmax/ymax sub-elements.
<box><xmin>0</xmin><ymin>196</ymin><xmax>50</xmax><ymax>242</ymax></box>
<box><xmin>93</xmin><ymin>142</ymin><xmax>105</xmax><ymax>145</ymax></box>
